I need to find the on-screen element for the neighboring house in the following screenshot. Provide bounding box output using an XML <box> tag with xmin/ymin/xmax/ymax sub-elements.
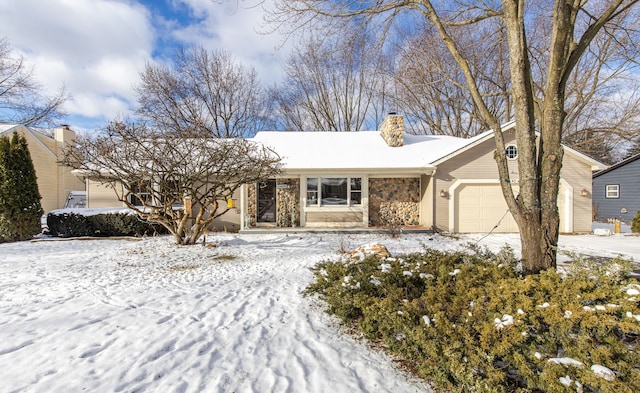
<box><xmin>81</xmin><ymin>115</ymin><xmax>604</xmax><ymax>233</ymax></box>
<box><xmin>592</xmin><ymin>153</ymin><xmax>640</xmax><ymax>223</ymax></box>
<box><xmin>0</xmin><ymin>124</ymin><xmax>86</xmax><ymax>213</ymax></box>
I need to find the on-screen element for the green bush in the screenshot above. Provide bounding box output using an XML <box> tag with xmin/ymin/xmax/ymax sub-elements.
<box><xmin>47</xmin><ymin>211</ymin><xmax>167</xmax><ymax>238</ymax></box>
<box><xmin>632</xmin><ymin>210</ymin><xmax>640</xmax><ymax>233</ymax></box>
<box><xmin>306</xmin><ymin>246</ymin><xmax>640</xmax><ymax>392</ymax></box>
<box><xmin>0</xmin><ymin>133</ymin><xmax>43</xmax><ymax>242</ymax></box>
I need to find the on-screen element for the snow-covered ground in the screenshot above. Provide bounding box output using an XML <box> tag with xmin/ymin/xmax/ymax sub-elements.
<box><xmin>1</xmin><ymin>228</ymin><xmax>638</xmax><ymax>393</ymax></box>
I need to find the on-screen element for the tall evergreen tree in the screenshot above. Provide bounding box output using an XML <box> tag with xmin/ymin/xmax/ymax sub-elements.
<box><xmin>0</xmin><ymin>132</ymin><xmax>43</xmax><ymax>242</ymax></box>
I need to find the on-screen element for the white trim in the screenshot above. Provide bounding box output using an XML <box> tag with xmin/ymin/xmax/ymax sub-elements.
<box><xmin>304</xmin><ymin>222</ymin><xmax>365</xmax><ymax>228</ymax></box>
<box><xmin>361</xmin><ymin>177</ymin><xmax>369</xmax><ymax>226</ymax></box>
<box><xmin>559</xmin><ymin>179</ymin><xmax>573</xmax><ymax>233</ymax></box>
<box><xmin>2</xmin><ymin>124</ymin><xmax>58</xmax><ymax>160</ymax></box>
<box><xmin>281</xmin><ymin>168</ymin><xmax>435</xmax><ymax>176</ymax></box>
<box><xmin>304</xmin><ymin>206</ymin><xmax>364</xmax><ymax>213</ymax></box>
<box><xmin>432</xmin><ymin>122</ymin><xmax>606</xmax><ymax>171</ymax></box>
<box><xmin>240</xmin><ymin>184</ymin><xmax>247</xmax><ymax>229</ymax></box>
<box><xmin>448</xmin><ymin>178</ymin><xmax>574</xmax><ymax>233</ymax></box>
<box><xmin>605</xmin><ymin>184</ymin><xmax>620</xmax><ymax>199</ymax></box>
<box><xmin>300</xmin><ymin>176</ymin><xmax>307</xmax><ymax>226</ymax></box>
<box><xmin>505</xmin><ymin>144</ymin><xmax>518</xmax><ymax>160</ymax></box>
<box><xmin>448</xmin><ymin>179</ymin><xmax>501</xmax><ymax>232</ymax></box>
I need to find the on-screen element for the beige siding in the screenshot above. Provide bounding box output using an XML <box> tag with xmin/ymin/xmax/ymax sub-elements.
<box><xmin>20</xmin><ymin>130</ymin><xmax>62</xmax><ymax>213</ymax></box>
<box><xmin>58</xmin><ymin>165</ymin><xmax>85</xmax><ymax>208</ymax></box>
<box><xmin>86</xmin><ymin>179</ymin><xmax>241</xmax><ymax>231</ymax></box>
<box><xmin>434</xmin><ymin>134</ymin><xmax>518</xmax><ymax>231</ymax></box>
<box><xmin>306</xmin><ymin>211</ymin><xmax>363</xmax><ymax>224</ymax></box>
<box><xmin>87</xmin><ymin>180</ymin><xmax>123</xmax><ymax>208</ymax></box>
<box><xmin>559</xmin><ymin>151</ymin><xmax>593</xmax><ymax>233</ymax></box>
<box><xmin>435</xmin><ymin>131</ymin><xmax>594</xmax><ymax>233</ymax></box>
<box><xmin>212</xmin><ymin>189</ymin><xmax>241</xmax><ymax>232</ymax></box>
<box><xmin>420</xmin><ymin>174</ymin><xmax>433</xmax><ymax>227</ymax></box>
<box><xmin>1</xmin><ymin>127</ymin><xmax>86</xmax><ymax>213</ymax></box>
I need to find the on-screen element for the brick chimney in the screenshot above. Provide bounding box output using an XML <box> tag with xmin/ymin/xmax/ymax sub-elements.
<box><xmin>380</xmin><ymin>113</ymin><xmax>404</xmax><ymax>147</ymax></box>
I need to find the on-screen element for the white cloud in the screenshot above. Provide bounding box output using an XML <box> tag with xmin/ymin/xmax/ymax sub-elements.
<box><xmin>172</xmin><ymin>0</ymin><xmax>290</xmax><ymax>83</ymax></box>
<box><xmin>0</xmin><ymin>0</ymin><xmax>154</xmax><ymax>126</ymax></box>
<box><xmin>65</xmin><ymin>92</ymin><xmax>131</xmax><ymax>119</ymax></box>
<box><xmin>0</xmin><ymin>0</ymin><xmax>290</xmax><ymax>129</ymax></box>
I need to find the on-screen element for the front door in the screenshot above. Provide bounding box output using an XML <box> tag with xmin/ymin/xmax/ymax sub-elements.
<box><xmin>257</xmin><ymin>179</ymin><xmax>276</xmax><ymax>223</ymax></box>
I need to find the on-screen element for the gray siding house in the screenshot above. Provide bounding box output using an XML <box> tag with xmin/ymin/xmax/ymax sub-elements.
<box><xmin>592</xmin><ymin>153</ymin><xmax>640</xmax><ymax>222</ymax></box>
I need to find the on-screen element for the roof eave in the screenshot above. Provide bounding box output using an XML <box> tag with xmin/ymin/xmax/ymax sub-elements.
<box><xmin>593</xmin><ymin>152</ymin><xmax>640</xmax><ymax>178</ymax></box>
<box><xmin>278</xmin><ymin>166</ymin><xmax>436</xmax><ymax>176</ymax></box>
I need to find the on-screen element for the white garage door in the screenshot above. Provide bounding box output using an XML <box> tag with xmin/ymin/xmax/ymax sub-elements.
<box><xmin>454</xmin><ymin>183</ymin><xmax>568</xmax><ymax>233</ymax></box>
<box><xmin>455</xmin><ymin>183</ymin><xmax>519</xmax><ymax>233</ymax></box>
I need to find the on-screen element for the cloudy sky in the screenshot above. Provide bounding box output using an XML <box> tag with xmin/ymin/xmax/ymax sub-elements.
<box><xmin>0</xmin><ymin>0</ymin><xmax>289</xmax><ymax>132</ymax></box>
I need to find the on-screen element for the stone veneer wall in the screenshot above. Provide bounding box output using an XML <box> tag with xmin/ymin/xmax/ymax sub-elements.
<box><xmin>369</xmin><ymin>178</ymin><xmax>420</xmax><ymax>227</ymax></box>
<box><xmin>380</xmin><ymin>115</ymin><xmax>404</xmax><ymax>147</ymax></box>
<box><xmin>276</xmin><ymin>178</ymin><xmax>300</xmax><ymax>227</ymax></box>
<box><xmin>247</xmin><ymin>183</ymin><xmax>257</xmax><ymax>227</ymax></box>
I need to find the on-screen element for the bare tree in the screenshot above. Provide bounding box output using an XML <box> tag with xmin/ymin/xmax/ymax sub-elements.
<box><xmin>270</xmin><ymin>29</ymin><xmax>391</xmax><ymax>131</ymax></box>
<box><xmin>62</xmin><ymin>121</ymin><xmax>281</xmax><ymax>245</ymax></box>
<box><xmin>136</xmin><ymin>46</ymin><xmax>268</xmax><ymax>138</ymax></box>
<box><xmin>392</xmin><ymin>21</ymin><xmax>512</xmax><ymax>137</ymax></box>
<box><xmin>269</xmin><ymin>0</ymin><xmax>640</xmax><ymax>274</ymax></box>
<box><xmin>560</xmin><ymin>36</ymin><xmax>640</xmax><ymax>164</ymax></box>
<box><xmin>0</xmin><ymin>37</ymin><xmax>67</xmax><ymax>128</ymax></box>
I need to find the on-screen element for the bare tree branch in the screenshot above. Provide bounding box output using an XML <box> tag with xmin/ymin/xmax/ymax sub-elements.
<box><xmin>61</xmin><ymin>121</ymin><xmax>281</xmax><ymax>245</ymax></box>
<box><xmin>135</xmin><ymin>46</ymin><xmax>268</xmax><ymax>138</ymax></box>
<box><xmin>0</xmin><ymin>37</ymin><xmax>67</xmax><ymax>128</ymax></box>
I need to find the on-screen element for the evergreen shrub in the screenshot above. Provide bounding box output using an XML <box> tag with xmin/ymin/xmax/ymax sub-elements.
<box><xmin>47</xmin><ymin>211</ymin><xmax>167</xmax><ymax>238</ymax></box>
<box><xmin>632</xmin><ymin>210</ymin><xmax>640</xmax><ymax>233</ymax></box>
<box><xmin>306</xmin><ymin>246</ymin><xmax>640</xmax><ymax>392</ymax></box>
<box><xmin>0</xmin><ymin>133</ymin><xmax>43</xmax><ymax>242</ymax></box>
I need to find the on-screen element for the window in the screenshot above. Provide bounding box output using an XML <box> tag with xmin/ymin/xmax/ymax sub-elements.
<box><xmin>306</xmin><ymin>178</ymin><xmax>318</xmax><ymax>205</ymax></box>
<box><xmin>158</xmin><ymin>179</ymin><xmax>182</xmax><ymax>206</ymax></box>
<box><xmin>505</xmin><ymin>145</ymin><xmax>518</xmax><ymax>159</ymax></box>
<box><xmin>128</xmin><ymin>182</ymin><xmax>152</xmax><ymax>206</ymax></box>
<box><xmin>350</xmin><ymin>178</ymin><xmax>362</xmax><ymax>205</ymax></box>
<box><xmin>306</xmin><ymin>177</ymin><xmax>362</xmax><ymax>206</ymax></box>
<box><xmin>605</xmin><ymin>184</ymin><xmax>620</xmax><ymax>199</ymax></box>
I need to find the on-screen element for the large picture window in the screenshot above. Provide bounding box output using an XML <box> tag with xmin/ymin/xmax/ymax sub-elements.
<box><xmin>307</xmin><ymin>177</ymin><xmax>362</xmax><ymax>206</ymax></box>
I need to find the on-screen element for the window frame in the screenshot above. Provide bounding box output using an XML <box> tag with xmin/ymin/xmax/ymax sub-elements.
<box><xmin>605</xmin><ymin>184</ymin><xmax>620</xmax><ymax>199</ymax></box>
<box><xmin>128</xmin><ymin>181</ymin><xmax>152</xmax><ymax>207</ymax></box>
<box><xmin>306</xmin><ymin>176</ymin><xmax>363</xmax><ymax>207</ymax></box>
<box><xmin>505</xmin><ymin>144</ymin><xmax>518</xmax><ymax>160</ymax></box>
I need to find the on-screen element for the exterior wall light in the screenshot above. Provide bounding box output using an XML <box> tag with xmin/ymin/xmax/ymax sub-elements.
<box><xmin>440</xmin><ymin>189</ymin><xmax>447</xmax><ymax>197</ymax></box>
<box><xmin>580</xmin><ymin>188</ymin><xmax>589</xmax><ymax>197</ymax></box>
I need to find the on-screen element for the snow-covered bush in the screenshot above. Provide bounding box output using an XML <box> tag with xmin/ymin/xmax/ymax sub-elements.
<box><xmin>47</xmin><ymin>210</ymin><xmax>167</xmax><ymax>238</ymax></box>
<box><xmin>306</xmin><ymin>247</ymin><xmax>640</xmax><ymax>392</ymax></box>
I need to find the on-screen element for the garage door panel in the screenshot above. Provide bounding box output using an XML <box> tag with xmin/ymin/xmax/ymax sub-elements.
<box><xmin>454</xmin><ymin>182</ymin><xmax>567</xmax><ymax>233</ymax></box>
<box><xmin>455</xmin><ymin>184</ymin><xmax>518</xmax><ymax>233</ymax></box>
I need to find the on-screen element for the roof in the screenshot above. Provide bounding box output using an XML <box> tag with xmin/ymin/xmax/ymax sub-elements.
<box><xmin>0</xmin><ymin>123</ymin><xmax>58</xmax><ymax>160</ymax></box>
<box><xmin>252</xmin><ymin>131</ymin><xmax>471</xmax><ymax>173</ymax></box>
<box><xmin>593</xmin><ymin>152</ymin><xmax>640</xmax><ymax>178</ymax></box>
<box><xmin>253</xmin><ymin>121</ymin><xmax>606</xmax><ymax>173</ymax></box>
<box><xmin>0</xmin><ymin>123</ymin><xmax>20</xmax><ymax>133</ymax></box>
<box><xmin>432</xmin><ymin>121</ymin><xmax>606</xmax><ymax>171</ymax></box>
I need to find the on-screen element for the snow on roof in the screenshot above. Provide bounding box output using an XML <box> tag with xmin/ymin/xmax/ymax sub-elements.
<box><xmin>252</xmin><ymin>131</ymin><xmax>470</xmax><ymax>172</ymax></box>
<box><xmin>0</xmin><ymin>124</ymin><xmax>20</xmax><ymax>133</ymax></box>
